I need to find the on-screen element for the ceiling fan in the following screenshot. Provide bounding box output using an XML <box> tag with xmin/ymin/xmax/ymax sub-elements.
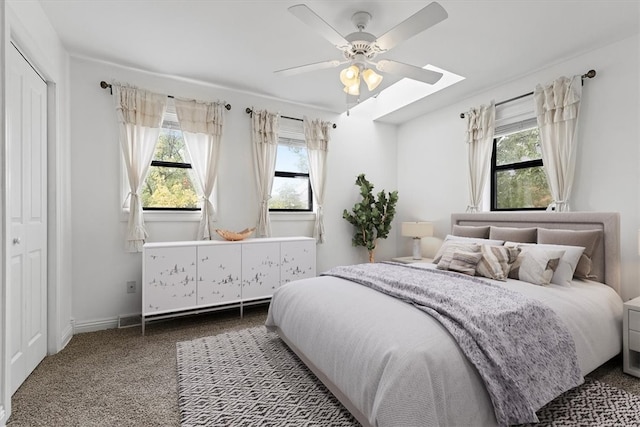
<box><xmin>275</xmin><ymin>2</ymin><xmax>448</xmax><ymax>97</ymax></box>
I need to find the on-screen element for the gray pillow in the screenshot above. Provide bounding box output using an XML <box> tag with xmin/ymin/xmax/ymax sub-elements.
<box><xmin>537</xmin><ymin>228</ymin><xmax>602</xmax><ymax>279</ymax></box>
<box><xmin>452</xmin><ymin>225</ymin><xmax>490</xmax><ymax>239</ymax></box>
<box><xmin>489</xmin><ymin>226</ymin><xmax>537</xmax><ymax>243</ymax></box>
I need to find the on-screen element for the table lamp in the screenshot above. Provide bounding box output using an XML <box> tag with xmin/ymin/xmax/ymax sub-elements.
<box><xmin>402</xmin><ymin>221</ymin><xmax>434</xmax><ymax>260</ymax></box>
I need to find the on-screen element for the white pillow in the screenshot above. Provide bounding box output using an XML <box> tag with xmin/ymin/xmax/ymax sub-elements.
<box><xmin>508</xmin><ymin>246</ymin><xmax>565</xmax><ymax>286</ymax></box>
<box><xmin>505</xmin><ymin>242</ymin><xmax>585</xmax><ymax>286</ymax></box>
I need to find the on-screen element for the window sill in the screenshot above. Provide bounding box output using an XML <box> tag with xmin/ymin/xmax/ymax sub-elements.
<box><xmin>121</xmin><ymin>210</ymin><xmax>202</xmax><ymax>222</ymax></box>
<box><xmin>119</xmin><ymin>211</ymin><xmax>316</xmax><ymax>223</ymax></box>
<box><xmin>270</xmin><ymin>212</ymin><xmax>316</xmax><ymax>222</ymax></box>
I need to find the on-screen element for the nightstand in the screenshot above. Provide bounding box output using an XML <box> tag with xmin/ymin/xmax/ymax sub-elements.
<box><xmin>623</xmin><ymin>296</ymin><xmax>640</xmax><ymax>377</ymax></box>
<box><xmin>392</xmin><ymin>257</ymin><xmax>434</xmax><ymax>264</ymax></box>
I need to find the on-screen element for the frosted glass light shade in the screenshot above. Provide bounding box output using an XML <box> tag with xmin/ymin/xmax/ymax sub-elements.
<box><xmin>340</xmin><ymin>65</ymin><xmax>360</xmax><ymax>87</ymax></box>
<box><xmin>343</xmin><ymin>83</ymin><xmax>360</xmax><ymax>96</ymax></box>
<box><xmin>401</xmin><ymin>222</ymin><xmax>434</xmax><ymax>238</ymax></box>
<box><xmin>362</xmin><ymin>68</ymin><xmax>383</xmax><ymax>91</ymax></box>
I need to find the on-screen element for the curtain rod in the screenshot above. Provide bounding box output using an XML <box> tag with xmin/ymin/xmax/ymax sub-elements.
<box><xmin>245</xmin><ymin>107</ymin><xmax>337</xmax><ymax>129</ymax></box>
<box><xmin>459</xmin><ymin>69</ymin><xmax>596</xmax><ymax>119</ymax></box>
<box><xmin>99</xmin><ymin>81</ymin><xmax>231</xmax><ymax>111</ymax></box>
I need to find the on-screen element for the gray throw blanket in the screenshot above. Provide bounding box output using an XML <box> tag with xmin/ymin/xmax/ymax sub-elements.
<box><xmin>322</xmin><ymin>263</ymin><xmax>583</xmax><ymax>426</ymax></box>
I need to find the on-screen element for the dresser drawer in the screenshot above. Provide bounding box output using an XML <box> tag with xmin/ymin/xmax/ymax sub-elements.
<box><xmin>630</xmin><ymin>309</ymin><xmax>640</xmax><ymax>332</ymax></box>
<box><xmin>630</xmin><ymin>330</ymin><xmax>640</xmax><ymax>352</ymax></box>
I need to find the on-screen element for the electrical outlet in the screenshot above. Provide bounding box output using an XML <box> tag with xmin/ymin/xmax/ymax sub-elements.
<box><xmin>126</xmin><ymin>280</ymin><xmax>136</xmax><ymax>293</ymax></box>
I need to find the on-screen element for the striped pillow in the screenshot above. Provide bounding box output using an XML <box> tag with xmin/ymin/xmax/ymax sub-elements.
<box><xmin>449</xmin><ymin>250</ymin><xmax>483</xmax><ymax>276</ymax></box>
<box><xmin>476</xmin><ymin>245</ymin><xmax>520</xmax><ymax>281</ymax></box>
<box><xmin>436</xmin><ymin>243</ymin><xmax>480</xmax><ymax>270</ymax></box>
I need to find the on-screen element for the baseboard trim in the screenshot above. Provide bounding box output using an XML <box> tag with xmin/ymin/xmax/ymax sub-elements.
<box><xmin>60</xmin><ymin>321</ymin><xmax>74</xmax><ymax>349</ymax></box>
<box><xmin>73</xmin><ymin>317</ymin><xmax>119</xmax><ymax>334</ymax></box>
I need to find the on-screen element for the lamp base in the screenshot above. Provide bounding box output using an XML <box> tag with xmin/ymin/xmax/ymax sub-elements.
<box><xmin>412</xmin><ymin>238</ymin><xmax>422</xmax><ymax>260</ymax></box>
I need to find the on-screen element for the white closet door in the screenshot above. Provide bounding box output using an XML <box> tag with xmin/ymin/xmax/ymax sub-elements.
<box><xmin>7</xmin><ymin>44</ymin><xmax>48</xmax><ymax>395</ymax></box>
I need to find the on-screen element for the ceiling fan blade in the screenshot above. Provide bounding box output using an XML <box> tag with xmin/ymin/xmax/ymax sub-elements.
<box><xmin>374</xmin><ymin>2</ymin><xmax>448</xmax><ymax>52</ymax></box>
<box><xmin>275</xmin><ymin>60</ymin><xmax>343</xmax><ymax>76</ymax></box>
<box><xmin>376</xmin><ymin>60</ymin><xmax>443</xmax><ymax>85</ymax></box>
<box><xmin>288</xmin><ymin>4</ymin><xmax>350</xmax><ymax>49</ymax></box>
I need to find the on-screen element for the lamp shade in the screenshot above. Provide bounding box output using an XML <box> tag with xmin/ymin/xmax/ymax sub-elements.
<box><xmin>362</xmin><ymin>68</ymin><xmax>383</xmax><ymax>91</ymax></box>
<box><xmin>401</xmin><ymin>222</ymin><xmax>434</xmax><ymax>238</ymax></box>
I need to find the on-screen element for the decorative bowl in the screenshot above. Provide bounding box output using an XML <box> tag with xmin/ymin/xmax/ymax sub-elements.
<box><xmin>215</xmin><ymin>227</ymin><xmax>256</xmax><ymax>241</ymax></box>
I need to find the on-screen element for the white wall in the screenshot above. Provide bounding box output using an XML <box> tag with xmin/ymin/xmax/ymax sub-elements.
<box><xmin>69</xmin><ymin>57</ymin><xmax>398</xmax><ymax>330</ymax></box>
<box><xmin>1</xmin><ymin>2</ymin><xmax>7</xmax><ymax>423</ymax></box>
<box><xmin>396</xmin><ymin>34</ymin><xmax>640</xmax><ymax>301</ymax></box>
<box><xmin>2</xmin><ymin>0</ymin><xmax>73</xmax><ymax>422</ymax></box>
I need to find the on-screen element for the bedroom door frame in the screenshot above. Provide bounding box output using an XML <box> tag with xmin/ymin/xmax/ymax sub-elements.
<box><xmin>1</xmin><ymin>7</ymin><xmax>67</xmax><ymax>422</ymax></box>
<box><xmin>7</xmin><ymin>39</ymin><xmax>49</xmax><ymax>396</ymax></box>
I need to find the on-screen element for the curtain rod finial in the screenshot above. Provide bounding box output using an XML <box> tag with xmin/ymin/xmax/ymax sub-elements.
<box><xmin>584</xmin><ymin>69</ymin><xmax>596</xmax><ymax>79</ymax></box>
<box><xmin>100</xmin><ymin>81</ymin><xmax>112</xmax><ymax>94</ymax></box>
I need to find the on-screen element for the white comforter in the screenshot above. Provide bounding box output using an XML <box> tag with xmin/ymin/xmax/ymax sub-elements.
<box><xmin>265</xmin><ymin>263</ymin><xmax>623</xmax><ymax>427</ymax></box>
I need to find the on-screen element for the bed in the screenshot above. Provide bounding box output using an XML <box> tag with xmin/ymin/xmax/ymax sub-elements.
<box><xmin>265</xmin><ymin>212</ymin><xmax>623</xmax><ymax>427</ymax></box>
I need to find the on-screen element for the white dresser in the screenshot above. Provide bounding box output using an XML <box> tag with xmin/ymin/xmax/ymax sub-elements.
<box><xmin>623</xmin><ymin>296</ymin><xmax>640</xmax><ymax>377</ymax></box>
<box><xmin>142</xmin><ymin>237</ymin><xmax>316</xmax><ymax>333</ymax></box>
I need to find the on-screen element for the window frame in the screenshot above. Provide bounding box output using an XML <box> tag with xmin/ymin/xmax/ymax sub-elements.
<box><xmin>141</xmin><ymin>101</ymin><xmax>202</xmax><ymax>212</ymax></box>
<box><xmin>490</xmin><ymin>136</ymin><xmax>547</xmax><ymax>211</ymax></box>
<box><xmin>489</xmin><ymin>95</ymin><xmax>550</xmax><ymax>212</ymax></box>
<box><xmin>120</xmin><ymin>100</ymin><xmax>206</xmax><ymax>221</ymax></box>
<box><xmin>269</xmin><ymin>170</ymin><xmax>314</xmax><ymax>213</ymax></box>
<box><xmin>268</xmin><ymin>128</ymin><xmax>313</xmax><ymax>213</ymax></box>
<box><xmin>143</xmin><ymin>159</ymin><xmax>201</xmax><ymax>212</ymax></box>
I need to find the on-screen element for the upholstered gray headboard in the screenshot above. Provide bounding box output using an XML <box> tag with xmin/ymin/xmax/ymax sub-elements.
<box><xmin>450</xmin><ymin>212</ymin><xmax>621</xmax><ymax>294</ymax></box>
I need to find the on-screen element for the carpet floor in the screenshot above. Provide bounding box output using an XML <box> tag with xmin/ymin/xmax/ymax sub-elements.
<box><xmin>7</xmin><ymin>305</ymin><xmax>269</xmax><ymax>427</ymax></box>
<box><xmin>6</xmin><ymin>302</ymin><xmax>640</xmax><ymax>427</ymax></box>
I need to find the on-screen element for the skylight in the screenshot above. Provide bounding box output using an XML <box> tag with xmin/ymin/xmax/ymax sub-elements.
<box><xmin>347</xmin><ymin>65</ymin><xmax>465</xmax><ymax>120</ymax></box>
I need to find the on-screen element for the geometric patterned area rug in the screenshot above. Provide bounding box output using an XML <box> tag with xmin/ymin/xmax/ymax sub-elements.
<box><xmin>177</xmin><ymin>326</ymin><xmax>640</xmax><ymax>427</ymax></box>
<box><xmin>521</xmin><ymin>377</ymin><xmax>640</xmax><ymax>427</ymax></box>
<box><xmin>176</xmin><ymin>326</ymin><xmax>358</xmax><ymax>426</ymax></box>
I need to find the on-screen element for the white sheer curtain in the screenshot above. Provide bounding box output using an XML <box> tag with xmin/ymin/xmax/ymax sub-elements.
<box><xmin>534</xmin><ymin>75</ymin><xmax>582</xmax><ymax>212</ymax></box>
<box><xmin>174</xmin><ymin>99</ymin><xmax>225</xmax><ymax>240</ymax></box>
<box><xmin>465</xmin><ymin>101</ymin><xmax>495</xmax><ymax>212</ymax></box>
<box><xmin>304</xmin><ymin>117</ymin><xmax>331</xmax><ymax>243</ymax></box>
<box><xmin>251</xmin><ymin>109</ymin><xmax>279</xmax><ymax>237</ymax></box>
<box><xmin>114</xmin><ymin>84</ymin><xmax>167</xmax><ymax>252</ymax></box>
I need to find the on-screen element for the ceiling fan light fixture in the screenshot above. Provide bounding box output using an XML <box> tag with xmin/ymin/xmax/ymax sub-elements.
<box><xmin>362</xmin><ymin>68</ymin><xmax>383</xmax><ymax>91</ymax></box>
<box><xmin>339</xmin><ymin>65</ymin><xmax>360</xmax><ymax>87</ymax></box>
<box><xmin>343</xmin><ymin>83</ymin><xmax>360</xmax><ymax>96</ymax></box>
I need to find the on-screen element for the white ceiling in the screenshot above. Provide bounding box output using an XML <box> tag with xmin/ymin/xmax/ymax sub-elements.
<box><xmin>39</xmin><ymin>0</ymin><xmax>639</xmax><ymax>124</ymax></box>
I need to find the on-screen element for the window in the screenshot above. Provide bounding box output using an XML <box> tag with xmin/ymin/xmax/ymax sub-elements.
<box><xmin>490</xmin><ymin>127</ymin><xmax>551</xmax><ymax>210</ymax></box>
<box><xmin>142</xmin><ymin>106</ymin><xmax>201</xmax><ymax>211</ymax></box>
<box><xmin>269</xmin><ymin>136</ymin><xmax>312</xmax><ymax>212</ymax></box>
